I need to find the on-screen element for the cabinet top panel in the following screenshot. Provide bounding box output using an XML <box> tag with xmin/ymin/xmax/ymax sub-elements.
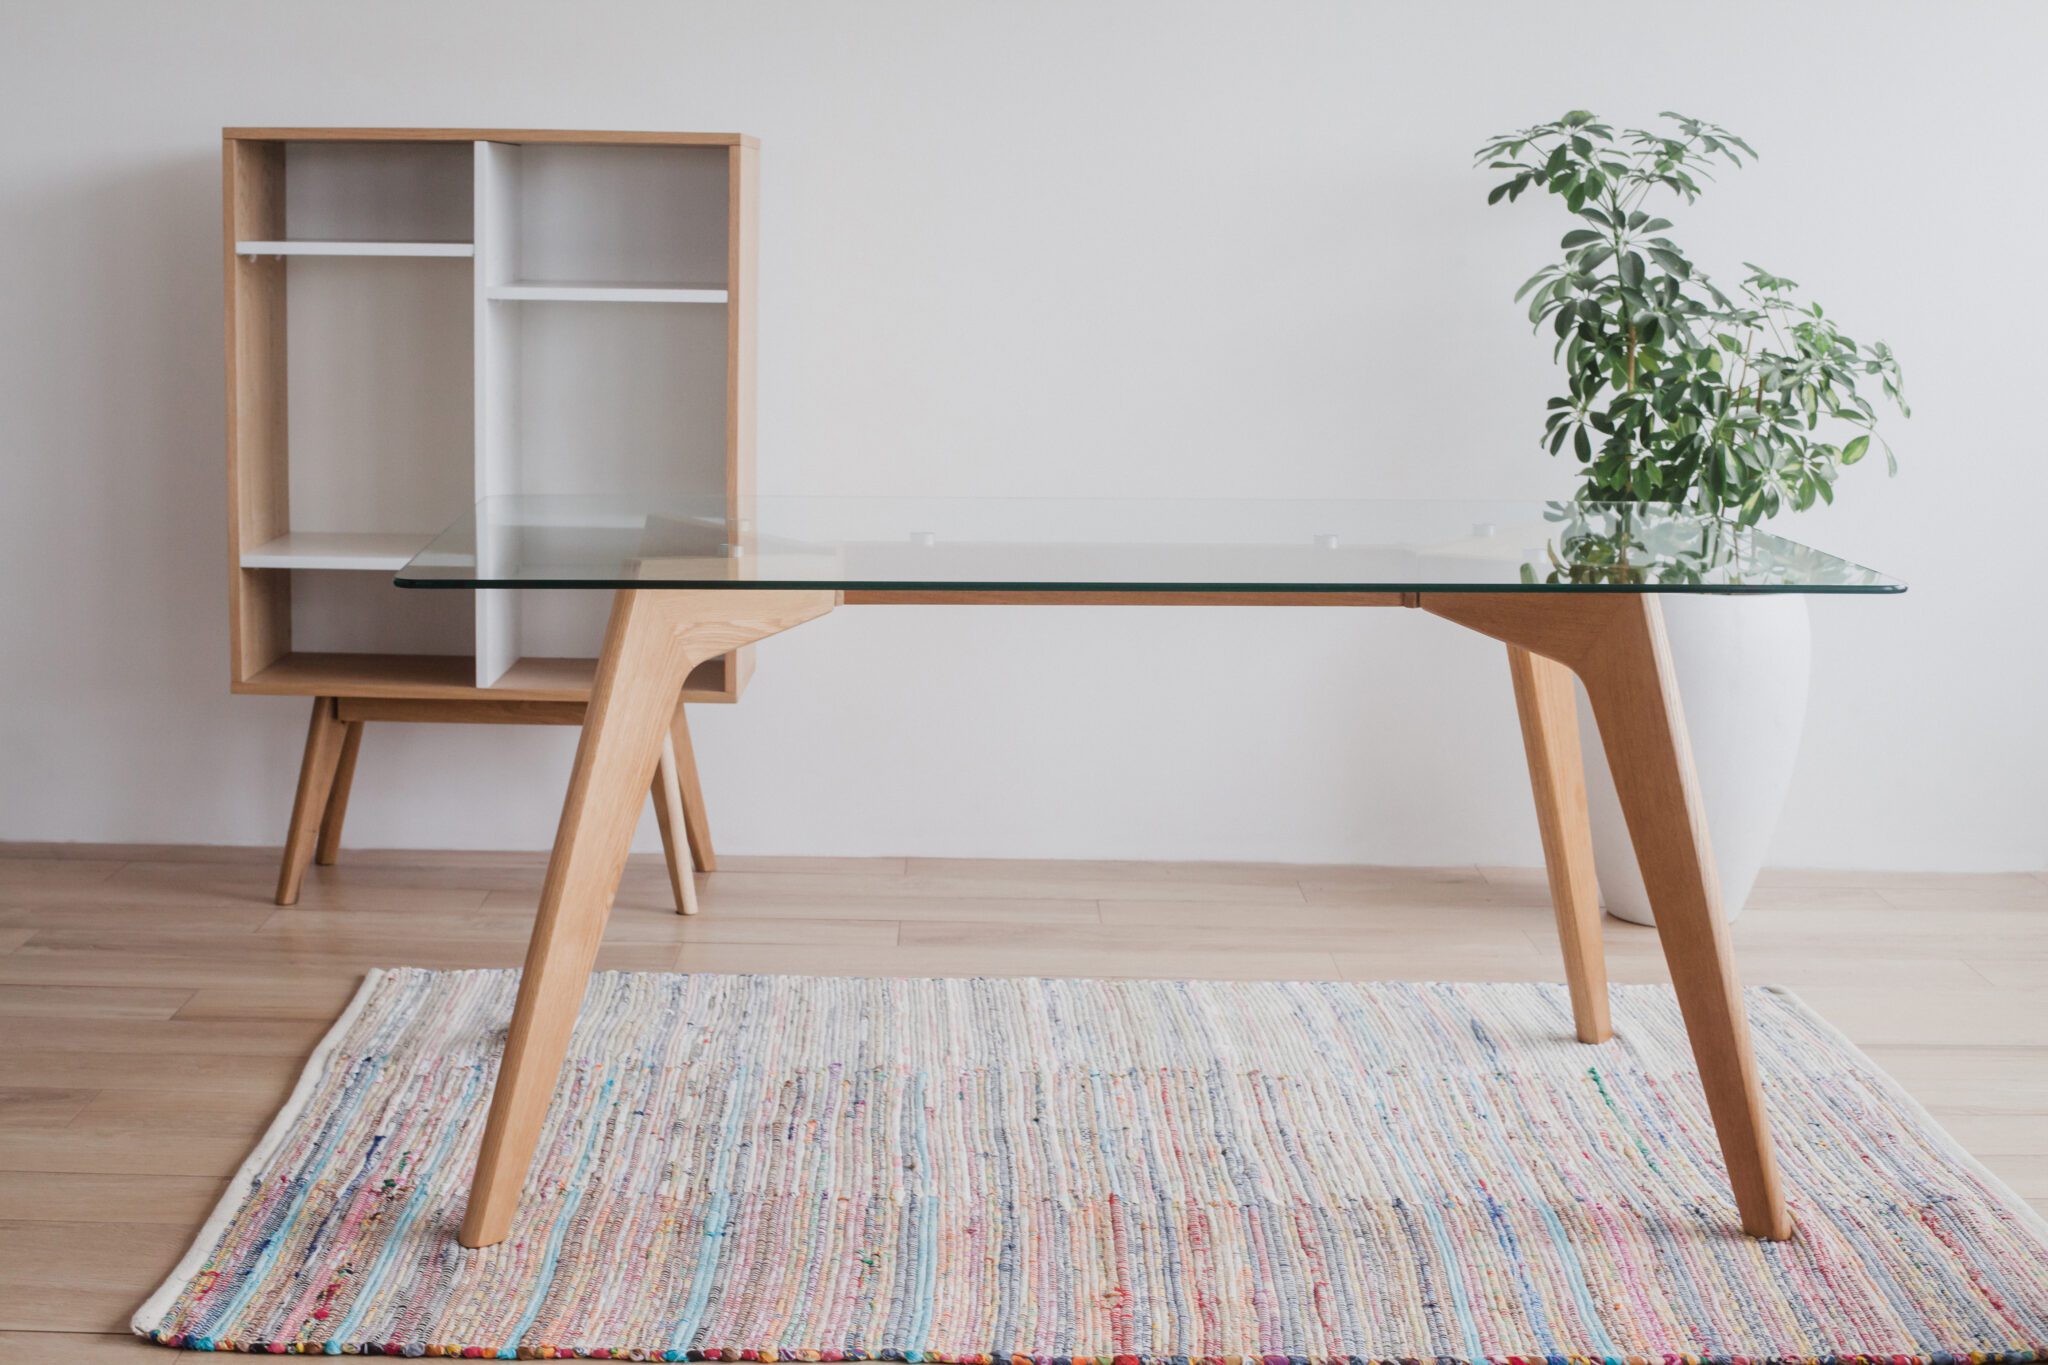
<box><xmin>224</xmin><ymin>128</ymin><xmax>755</xmax><ymax>148</ymax></box>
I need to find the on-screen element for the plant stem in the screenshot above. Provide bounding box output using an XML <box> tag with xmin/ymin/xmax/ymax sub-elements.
<box><xmin>1610</xmin><ymin>186</ymin><xmax>1637</xmax><ymax>394</ymax></box>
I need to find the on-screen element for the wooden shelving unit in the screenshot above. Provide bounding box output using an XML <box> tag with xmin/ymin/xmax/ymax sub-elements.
<box><xmin>224</xmin><ymin>127</ymin><xmax>756</xmax><ymax>905</ymax></box>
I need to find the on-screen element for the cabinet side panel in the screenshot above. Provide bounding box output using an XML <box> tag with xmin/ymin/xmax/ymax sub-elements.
<box><xmin>726</xmin><ymin>144</ymin><xmax>757</xmax><ymax>507</ymax></box>
<box><xmin>718</xmin><ymin>144</ymin><xmax>760</xmax><ymax>701</ymax></box>
<box><xmin>475</xmin><ymin>141</ymin><xmax>522</xmax><ymax>686</ymax></box>
<box><xmin>226</xmin><ymin>139</ymin><xmax>291</xmax><ymax>681</ymax></box>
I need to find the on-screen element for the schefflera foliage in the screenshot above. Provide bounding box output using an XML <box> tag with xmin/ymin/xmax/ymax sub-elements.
<box><xmin>1477</xmin><ymin>111</ymin><xmax>1906</xmax><ymax>523</ymax></box>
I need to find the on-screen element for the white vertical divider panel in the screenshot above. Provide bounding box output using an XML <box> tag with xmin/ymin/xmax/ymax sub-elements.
<box><xmin>473</xmin><ymin>141</ymin><xmax>522</xmax><ymax>687</ymax></box>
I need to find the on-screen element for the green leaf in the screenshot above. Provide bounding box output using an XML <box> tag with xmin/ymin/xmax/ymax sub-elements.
<box><xmin>1514</xmin><ymin>267</ymin><xmax>1556</xmax><ymax>302</ymax></box>
<box><xmin>1647</xmin><ymin>246</ymin><xmax>1690</xmax><ymax>278</ymax></box>
<box><xmin>1560</xmin><ymin>228</ymin><xmax>1603</xmax><ymax>248</ymax></box>
<box><xmin>1841</xmin><ymin>434</ymin><xmax>1870</xmax><ymax>465</ymax></box>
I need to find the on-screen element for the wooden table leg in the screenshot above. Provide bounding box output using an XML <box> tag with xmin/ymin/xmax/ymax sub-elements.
<box><xmin>314</xmin><ymin>720</ymin><xmax>364</xmax><ymax>867</ymax></box>
<box><xmin>1426</xmin><ymin>593</ymin><xmax>1791</xmax><ymax>1240</ymax></box>
<box><xmin>460</xmin><ymin>588</ymin><xmax>837</xmax><ymax>1250</ymax></box>
<box><xmin>1507</xmin><ymin>645</ymin><xmax>1610</xmax><ymax>1044</ymax></box>
<box><xmin>275</xmin><ymin>697</ymin><xmax>346</xmax><ymax>906</ymax></box>
<box><xmin>651</xmin><ymin>733</ymin><xmax>700</xmax><ymax>916</ymax></box>
<box><xmin>670</xmin><ymin>702</ymin><xmax>716</xmax><ymax>872</ymax></box>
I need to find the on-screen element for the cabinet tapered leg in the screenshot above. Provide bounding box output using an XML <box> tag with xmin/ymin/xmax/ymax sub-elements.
<box><xmin>1425</xmin><ymin>593</ymin><xmax>1790</xmax><ymax>1240</ymax></box>
<box><xmin>651</xmin><ymin>733</ymin><xmax>699</xmax><ymax>915</ymax></box>
<box><xmin>1507</xmin><ymin>645</ymin><xmax>1610</xmax><ymax>1044</ymax></box>
<box><xmin>314</xmin><ymin>721</ymin><xmax>364</xmax><ymax>867</ymax></box>
<box><xmin>275</xmin><ymin>698</ymin><xmax>347</xmax><ymax>906</ymax></box>
<box><xmin>670</xmin><ymin>702</ymin><xmax>715</xmax><ymax>872</ymax></box>
<box><xmin>460</xmin><ymin>588</ymin><xmax>837</xmax><ymax>1249</ymax></box>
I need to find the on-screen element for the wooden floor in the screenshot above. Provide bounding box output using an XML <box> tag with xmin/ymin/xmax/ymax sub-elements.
<box><xmin>1</xmin><ymin>844</ymin><xmax>2043</xmax><ymax>1359</ymax></box>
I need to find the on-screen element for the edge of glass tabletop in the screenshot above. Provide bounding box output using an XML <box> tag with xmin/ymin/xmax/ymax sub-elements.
<box><xmin>390</xmin><ymin>496</ymin><xmax>1906</xmax><ymax>595</ymax></box>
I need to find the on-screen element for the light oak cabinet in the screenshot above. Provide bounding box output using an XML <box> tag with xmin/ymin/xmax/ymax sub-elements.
<box><xmin>223</xmin><ymin>127</ymin><xmax>755</xmax><ymax>904</ymax></box>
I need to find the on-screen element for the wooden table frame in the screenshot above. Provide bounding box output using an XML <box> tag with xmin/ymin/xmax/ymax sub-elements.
<box><xmin>454</xmin><ymin>587</ymin><xmax>1792</xmax><ymax>1249</ymax></box>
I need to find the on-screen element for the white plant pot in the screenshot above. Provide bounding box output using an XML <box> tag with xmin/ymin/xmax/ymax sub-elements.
<box><xmin>1576</xmin><ymin>595</ymin><xmax>1811</xmax><ymax>926</ymax></box>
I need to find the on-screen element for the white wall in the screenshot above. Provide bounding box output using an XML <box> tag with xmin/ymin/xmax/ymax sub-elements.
<box><xmin>3</xmin><ymin>1</ymin><xmax>2043</xmax><ymax>870</ymax></box>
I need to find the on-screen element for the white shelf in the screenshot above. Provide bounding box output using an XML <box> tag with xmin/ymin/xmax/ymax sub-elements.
<box><xmin>240</xmin><ymin>532</ymin><xmax>435</xmax><ymax>571</ymax></box>
<box><xmin>236</xmin><ymin>240</ymin><xmax>475</xmax><ymax>258</ymax></box>
<box><xmin>486</xmin><ymin>280</ymin><xmax>727</xmax><ymax>304</ymax></box>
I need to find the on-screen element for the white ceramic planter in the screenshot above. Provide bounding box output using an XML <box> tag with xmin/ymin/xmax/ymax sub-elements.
<box><xmin>1576</xmin><ymin>594</ymin><xmax>1811</xmax><ymax>926</ymax></box>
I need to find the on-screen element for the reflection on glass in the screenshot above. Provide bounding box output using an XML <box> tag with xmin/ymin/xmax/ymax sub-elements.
<box><xmin>1528</xmin><ymin>503</ymin><xmax>1888</xmax><ymax>588</ymax></box>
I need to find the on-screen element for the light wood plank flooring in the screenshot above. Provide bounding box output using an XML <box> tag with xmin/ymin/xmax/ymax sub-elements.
<box><xmin>2</xmin><ymin>845</ymin><xmax>2043</xmax><ymax>1358</ymax></box>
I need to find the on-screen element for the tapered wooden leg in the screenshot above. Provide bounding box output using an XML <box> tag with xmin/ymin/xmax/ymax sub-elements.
<box><xmin>670</xmin><ymin>703</ymin><xmax>716</xmax><ymax>872</ymax></box>
<box><xmin>1425</xmin><ymin>593</ymin><xmax>1790</xmax><ymax>1240</ymax></box>
<box><xmin>275</xmin><ymin>698</ymin><xmax>347</xmax><ymax>906</ymax></box>
<box><xmin>1507</xmin><ymin>645</ymin><xmax>1610</xmax><ymax>1044</ymax></box>
<box><xmin>651</xmin><ymin>734</ymin><xmax>699</xmax><ymax>915</ymax></box>
<box><xmin>460</xmin><ymin>588</ymin><xmax>837</xmax><ymax>1249</ymax></box>
<box><xmin>1578</xmin><ymin>599</ymin><xmax>1791</xmax><ymax>1239</ymax></box>
<box><xmin>313</xmin><ymin>721</ymin><xmax>364</xmax><ymax>867</ymax></box>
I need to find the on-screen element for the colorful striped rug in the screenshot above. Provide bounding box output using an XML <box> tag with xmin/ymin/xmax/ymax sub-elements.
<box><xmin>136</xmin><ymin>969</ymin><xmax>2048</xmax><ymax>1361</ymax></box>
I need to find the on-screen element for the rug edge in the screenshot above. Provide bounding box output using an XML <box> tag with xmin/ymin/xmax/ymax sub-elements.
<box><xmin>1761</xmin><ymin>983</ymin><xmax>2048</xmax><ymax>1247</ymax></box>
<box><xmin>130</xmin><ymin>965</ymin><xmax>398</xmax><ymax>1341</ymax></box>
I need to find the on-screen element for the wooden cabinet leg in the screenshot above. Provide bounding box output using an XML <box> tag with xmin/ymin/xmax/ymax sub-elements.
<box><xmin>1424</xmin><ymin>593</ymin><xmax>1790</xmax><ymax>1241</ymax></box>
<box><xmin>1507</xmin><ymin>645</ymin><xmax>1611</xmax><ymax>1044</ymax></box>
<box><xmin>275</xmin><ymin>698</ymin><xmax>347</xmax><ymax>906</ymax></box>
<box><xmin>650</xmin><ymin>734</ymin><xmax>699</xmax><ymax>916</ymax></box>
<box><xmin>460</xmin><ymin>588</ymin><xmax>836</xmax><ymax>1250</ymax></box>
<box><xmin>313</xmin><ymin>721</ymin><xmax>364</xmax><ymax>867</ymax></box>
<box><xmin>670</xmin><ymin>701</ymin><xmax>715</xmax><ymax>872</ymax></box>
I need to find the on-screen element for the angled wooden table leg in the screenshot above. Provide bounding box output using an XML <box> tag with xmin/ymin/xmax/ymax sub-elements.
<box><xmin>275</xmin><ymin>697</ymin><xmax>347</xmax><ymax>906</ymax></box>
<box><xmin>650</xmin><ymin>733</ymin><xmax>699</xmax><ymax>916</ymax></box>
<box><xmin>670</xmin><ymin>702</ymin><xmax>716</xmax><ymax>872</ymax></box>
<box><xmin>314</xmin><ymin>720</ymin><xmax>364</xmax><ymax>867</ymax></box>
<box><xmin>1426</xmin><ymin>592</ymin><xmax>1790</xmax><ymax>1240</ymax></box>
<box><xmin>460</xmin><ymin>587</ymin><xmax>836</xmax><ymax>1250</ymax></box>
<box><xmin>1507</xmin><ymin>644</ymin><xmax>1610</xmax><ymax>1044</ymax></box>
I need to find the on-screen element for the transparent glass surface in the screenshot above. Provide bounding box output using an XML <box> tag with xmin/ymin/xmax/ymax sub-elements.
<box><xmin>394</xmin><ymin>496</ymin><xmax>1903</xmax><ymax>594</ymax></box>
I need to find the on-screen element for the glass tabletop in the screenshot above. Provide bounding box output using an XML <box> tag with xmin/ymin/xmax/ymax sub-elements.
<box><xmin>394</xmin><ymin>496</ymin><xmax>1903</xmax><ymax>594</ymax></box>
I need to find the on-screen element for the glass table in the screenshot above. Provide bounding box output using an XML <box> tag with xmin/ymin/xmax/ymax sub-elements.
<box><xmin>397</xmin><ymin>496</ymin><xmax>1901</xmax><ymax>1251</ymax></box>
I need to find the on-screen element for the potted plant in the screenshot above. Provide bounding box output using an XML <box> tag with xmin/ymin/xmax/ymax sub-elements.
<box><xmin>1476</xmin><ymin>111</ymin><xmax>1907</xmax><ymax>923</ymax></box>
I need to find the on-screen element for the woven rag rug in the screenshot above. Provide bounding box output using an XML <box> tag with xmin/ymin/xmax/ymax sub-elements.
<box><xmin>136</xmin><ymin>969</ymin><xmax>2048</xmax><ymax>1361</ymax></box>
